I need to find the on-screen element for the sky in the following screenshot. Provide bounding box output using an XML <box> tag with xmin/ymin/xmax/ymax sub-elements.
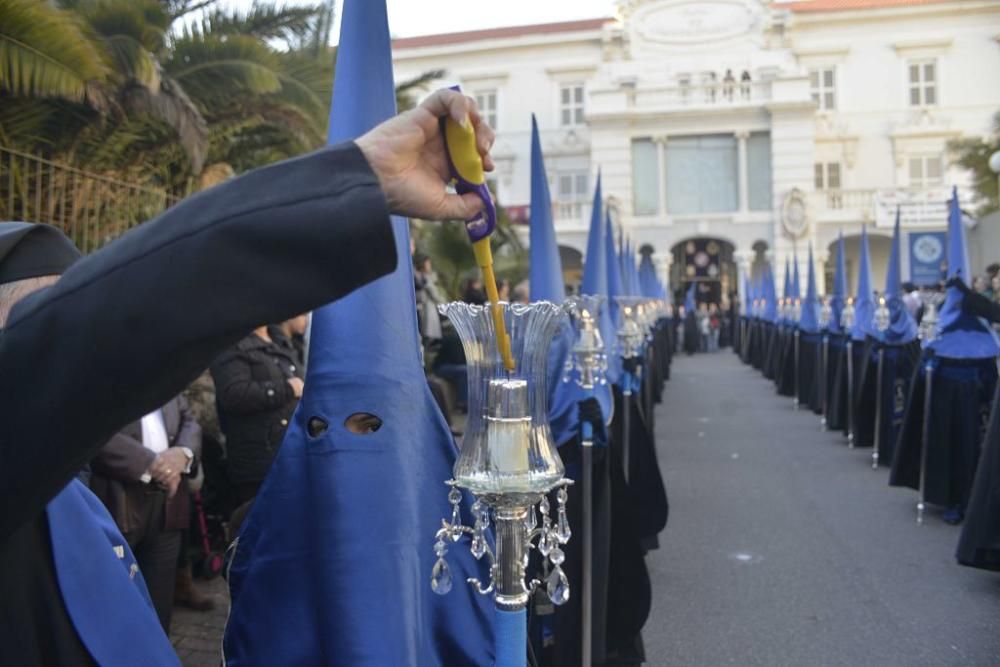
<box><xmin>222</xmin><ymin>0</ymin><xmax>618</xmax><ymax>40</ymax></box>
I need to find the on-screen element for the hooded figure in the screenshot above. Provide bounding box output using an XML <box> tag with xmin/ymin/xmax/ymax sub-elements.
<box><xmin>0</xmin><ymin>223</ymin><xmax>179</xmax><ymax>666</ymax></box>
<box><xmin>765</xmin><ymin>259</ymin><xmax>791</xmax><ymax>381</ymax></box>
<box><xmin>222</xmin><ymin>2</ymin><xmax>494</xmax><ymax>664</ymax></box>
<box><xmin>825</xmin><ymin>232</ymin><xmax>851</xmax><ymax>432</ymax></box>
<box><xmin>777</xmin><ymin>255</ymin><xmax>801</xmax><ymax>397</ymax></box>
<box><xmin>891</xmin><ymin>190</ymin><xmax>999</xmax><ymax>523</ymax></box>
<box><xmin>854</xmin><ymin>210</ymin><xmax>920</xmax><ymax>463</ymax></box>
<box><xmin>683</xmin><ymin>281</ymin><xmax>699</xmax><ymax>355</ymax></box>
<box><xmin>797</xmin><ymin>245</ymin><xmax>825</xmax><ymax>414</ymax></box>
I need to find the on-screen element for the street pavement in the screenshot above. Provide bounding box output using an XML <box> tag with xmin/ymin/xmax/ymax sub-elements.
<box><xmin>644</xmin><ymin>351</ymin><xmax>1000</xmax><ymax>666</ymax></box>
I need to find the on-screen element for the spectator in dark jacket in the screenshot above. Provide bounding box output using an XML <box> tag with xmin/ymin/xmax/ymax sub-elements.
<box><xmin>211</xmin><ymin>326</ymin><xmax>304</xmax><ymax>507</ymax></box>
<box><xmin>88</xmin><ymin>395</ymin><xmax>201</xmax><ymax>632</ymax></box>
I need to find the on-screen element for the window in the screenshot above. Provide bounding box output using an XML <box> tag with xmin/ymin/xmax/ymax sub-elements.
<box><xmin>560</xmin><ymin>84</ymin><xmax>585</xmax><ymax>127</ymax></box>
<box><xmin>908</xmin><ymin>60</ymin><xmax>937</xmax><ymax>106</ymax></box>
<box><xmin>809</xmin><ymin>68</ymin><xmax>836</xmax><ymax>111</ymax></box>
<box><xmin>665</xmin><ymin>135</ymin><xmax>738</xmax><ymax>215</ymax></box>
<box><xmin>908</xmin><ymin>155</ymin><xmax>943</xmax><ymax>187</ymax></box>
<box><xmin>813</xmin><ymin>163</ymin><xmax>841</xmax><ymax>190</ymax></box>
<box><xmin>815</xmin><ymin>162</ymin><xmax>842</xmax><ymax>208</ymax></box>
<box><xmin>747</xmin><ymin>132</ymin><xmax>772</xmax><ymax>211</ymax></box>
<box><xmin>474</xmin><ymin>89</ymin><xmax>497</xmax><ymax>130</ymax></box>
<box><xmin>632</xmin><ymin>139</ymin><xmax>660</xmax><ymax>215</ymax></box>
<box><xmin>556</xmin><ymin>171</ymin><xmax>589</xmax><ymax>218</ymax></box>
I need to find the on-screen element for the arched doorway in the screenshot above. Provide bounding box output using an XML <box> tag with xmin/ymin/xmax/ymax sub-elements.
<box><xmin>670</xmin><ymin>237</ymin><xmax>736</xmax><ymax>306</ymax></box>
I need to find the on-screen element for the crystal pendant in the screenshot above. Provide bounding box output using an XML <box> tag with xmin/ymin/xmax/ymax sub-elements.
<box><xmin>471</xmin><ymin>534</ymin><xmax>486</xmax><ymax>560</ymax></box>
<box><xmin>538</xmin><ymin>529</ymin><xmax>553</xmax><ymax>557</ymax></box>
<box><xmin>549</xmin><ymin>547</ymin><xmax>565</xmax><ymax>566</ymax></box>
<box><xmin>546</xmin><ymin>566</ymin><xmax>570</xmax><ymax>605</ymax></box>
<box><xmin>556</xmin><ymin>508</ymin><xmax>571</xmax><ymax>544</ymax></box>
<box><xmin>431</xmin><ymin>558</ymin><xmax>453</xmax><ymax>595</ymax></box>
<box><xmin>434</xmin><ymin>540</ymin><xmax>448</xmax><ymax>558</ymax></box>
<box><xmin>524</xmin><ymin>505</ymin><xmax>537</xmax><ymax>532</ymax></box>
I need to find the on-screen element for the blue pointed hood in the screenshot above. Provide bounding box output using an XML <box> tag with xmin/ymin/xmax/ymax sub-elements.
<box><xmin>529</xmin><ymin>120</ymin><xmax>611</xmax><ymax>442</ymax></box>
<box><xmin>605</xmin><ymin>211</ymin><xmax>623</xmax><ymax>325</ymax></box>
<box><xmin>928</xmin><ymin>188</ymin><xmax>1000</xmax><ymax>358</ymax></box>
<box><xmin>882</xmin><ymin>209</ymin><xmax>918</xmax><ymax>344</ymax></box>
<box><xmin>639</xmin><ymin>254</ymin><xmax>659</xmax><ymax>298</ymax></box>
<box><xmin>828</xmin><ymin>232</ymin><xmax>847</xmax><ymax>334</ymax></box>
<box><xmin>851</xmin><ymin>226</ymin><xmax>876</xmax><ymax>341</ymax></box>
<box><xmin>580</xmin><ymin>171</ymin><xmax>605</xmax><ymax>297</ymax></box>
<box><xmin>580</xmin><ymin>172</ymin><xmax>619</xmax><ymax>384</ymax></box>
<box><xmin>781</xmin><ymin>258</ymin><xmax>792</xmax><ymax>323</ymax></box>
<box><xmin>223</xmin><ymin>2</ymin><xmax>493</xmax><ymax>663</ymax></box>
<box><xmin>799</xmin><ymin>244</ymin><xmax>821</xmax><ymax>332</ymax></box>
<box><xmin>528</xmin><ymin>116</ymin><xmax>563</xmax><ymax>303</ymax></box>
<box><xmin>685</xmin><ymin>281</ymin><xmax>696</xmax><ymax>313</ymax></box>
<box><xmin>791</xmin><ymin>252</ymin><xmax>801</xmax><ymax>300</ymax></box>
<box><xmin>763</xmin><ymin>264</ymin><xmax>778</xmax><ymax>322</ymax></box>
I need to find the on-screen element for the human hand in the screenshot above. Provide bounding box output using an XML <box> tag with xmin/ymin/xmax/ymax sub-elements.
<box><xmin>150</xmin><ymin>449</ymin><xmax>187</xmax><ymax>497</ymax></box>
<box><xmin>287</xmin><ymin>377</ymin><xmax>304</xmax><ymax>398</ymax></box>
<box><xmin>355</xmin><ymin>88</ymin><xmax>496</xmax><ymax>221</ymax></box>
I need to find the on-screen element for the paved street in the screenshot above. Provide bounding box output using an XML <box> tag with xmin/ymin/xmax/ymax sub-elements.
<box><xmin>644</xmin><ymin>352</ymin><xmax>1000</xmax><ymax>666</ymax></box>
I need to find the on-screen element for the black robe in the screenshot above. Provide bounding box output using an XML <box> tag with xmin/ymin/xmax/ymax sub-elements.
<box><xmin>854</xmin><ymin>340</ymin><xmax>921</xmax><ymax>466</ymax></box>
<box><xmin>683</xmin><ymin>312</ymin><xmax>699</xmax><ymax>355</ymax></box>
<box><xmin>822</xmin><ymin>334</ymin><xmax>848</xmax><ymax>431</ymax></box>
<box><xmin>957</xmin><ymin>386</ymin><xmax>1000</xmax><ymax>571</ymax></box>
<box><xmin>776</xmin><ymin>327</ymin><xmax>797</xmax><ymax>397</ymax></box>
<box><xmin>828</xmin><ymin>337</ymin><xmax>867</xmax><ymax>439</ymax></box>
<box><xmin>890</xmin><ymin>354</ymin><xmax>998</xmax><ymax>512</ymax></box>
<box><xmin>798</xmin><ymin>332</ymin><xmax>824</xmax><ymax>414</ymax></box>
<box><xmin>0</xmin><ymin>143</ymin><xmax>396</xmax><ymax>664</ymax></box>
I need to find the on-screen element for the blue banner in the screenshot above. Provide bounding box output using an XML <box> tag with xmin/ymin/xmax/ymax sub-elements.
<box><xmin>908</xmin><ymin>231</ymin><xmax>946</xmax><ymax>286</ymax></box>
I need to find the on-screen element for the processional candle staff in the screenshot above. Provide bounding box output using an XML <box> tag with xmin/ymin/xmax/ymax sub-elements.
<box><xmin>819</xmin><ymin>296</ymin><xmax>833</xmax><ymax>431</ymax></box>
<box><xmin>872</xmin><ymin>295</ymin><xmax>891</xmax><ymax>469</ymax></box>
<box><xmin>432</xmin><ymin>109</ymin><xmax>572</xmax><ymax>667</ymax></box>
<box><xmin>841</xmin><ymin>297</ymin><xmax>857</xmax><ymax>447</ymax></box>
<box><xmin>615</xmin><ymin>297</ymin><xmax>647</xmax><ymax>483</ymax></box>
<box><xmin>564</xmin><ymin>296</ymin><xmax>608</xmax><ymax>667</ymax></box>
<box><xmin>431</xmin><ymin>302</ymin><xmax>574</xmax><ymax>667</ymax></box>
<box><xmin>793</xmin><ymin>297</ymin><xmax>802</xmax><ymax>410</ymax></box>
<box><xmin>916</xmin><ymin>290</ymin><xmax>943</xmax><ymax>524</ymax></box>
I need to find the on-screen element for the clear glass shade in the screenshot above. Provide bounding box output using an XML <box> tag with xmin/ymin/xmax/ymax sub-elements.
<box><xmin>439</xmin><ymin>301</ymin><xmax>567</xmax><ymax>495</ymax></box>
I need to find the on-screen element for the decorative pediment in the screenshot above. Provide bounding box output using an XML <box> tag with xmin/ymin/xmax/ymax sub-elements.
<box><xmin>624</xmin><ymin>0</ymin><xmax>765</xmax><ymax>48</ymax></box>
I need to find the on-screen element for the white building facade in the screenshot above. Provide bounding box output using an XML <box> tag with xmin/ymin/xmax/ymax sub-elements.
<box><xmin>392</xmin><ymin>0</ymin><xmax>1000</xmax><ymax>302</ymax></box>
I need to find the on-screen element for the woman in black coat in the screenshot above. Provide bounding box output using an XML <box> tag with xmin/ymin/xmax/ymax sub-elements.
<box><xmin>211</xmin><ymin>326</ymin><xmax>304</xmax><ymax>506</ymax></box>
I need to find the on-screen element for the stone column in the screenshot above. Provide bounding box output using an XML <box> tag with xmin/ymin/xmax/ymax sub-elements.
<box><xmin>655</xmin><ymin>136</ymin><xmax>668</xmax><ymax>218</ymax></box>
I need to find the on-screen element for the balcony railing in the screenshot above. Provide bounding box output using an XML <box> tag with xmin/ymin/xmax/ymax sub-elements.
<box><xmin>592</xmin><ymin>80</ymin><xmax>772</xmax><ymax>116</ymax></box>
<box><xmin>811</xmin><ymin>186</ymin><xmax>969</xmax><ymax>228</ymax></box>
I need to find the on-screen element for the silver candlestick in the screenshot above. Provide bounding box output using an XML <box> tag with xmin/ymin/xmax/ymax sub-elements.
<box><xmin>564</xmin><ymin>295</ymin><xmax>608</xmax><ymax>667</ymax></box>
<box><xmin>916</xmin><ymin>290</ymin><xmax>944</xmax><ymax>524</ymax></box>
<box><xmin>842</xmin><ymin>298</ymin><xmax>857</xmax><ymax>447</ymax></box>
<box><xmin>872</xmin><ymin>295</ymin><xmax>890</xmax><ymax>469</ymax></box>
<box><xmin>431</xmin><ymin>302</ymin><xmax>574</xmax><ymax>667</ymax></box>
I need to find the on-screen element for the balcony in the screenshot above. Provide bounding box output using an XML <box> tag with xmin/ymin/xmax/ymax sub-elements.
<box><xmin>590</xmin><ymin>80</ymin><xmax>773</xmax><ymax>118</ymax></box>
<box><xmin>810</xmin><ymin>187</ymin><xmax>971</xmax><ymax>228</ymax></box>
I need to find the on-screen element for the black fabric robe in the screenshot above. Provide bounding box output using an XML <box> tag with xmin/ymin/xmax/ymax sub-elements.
<box><xmin>958</xmin><ymin>386</ymin><xmax>1000</xmax><ymax>571</ymax></box>
<box><xmin>890</xmin><ymin>355</ymin><xmax>998</xmax><ymax>512</ymax></box>
<box><xmin>854</xmin><ymin>340</ymin><xmax>921</xmax><ymax>466</ymax></box>
<box><xmin>823</xmin><ymin>334</ymin><xmax>848</xmax><ymax>431</ymax></box>
<box><xmin>0</xmin><ymin>143</ymin><xmax>396</xmax><ymax>664</ymax></box>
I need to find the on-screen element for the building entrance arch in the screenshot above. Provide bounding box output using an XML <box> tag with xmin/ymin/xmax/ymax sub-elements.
<box><xmin>670</xmin><ymin>237</ymin><xmax>736</xmax><ymax>306</ymax></box>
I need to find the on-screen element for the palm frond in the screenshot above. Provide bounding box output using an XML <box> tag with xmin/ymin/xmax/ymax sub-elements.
<box><xmin>195</xmin><ymin>3</ymin><xmax>320</xmax><ymax>42</ymax></box>
<box><xmin>0</xmin><ymin>0</ymin><xmax>109</xmax><ymax>103</ymax></box>
<box><xmin>395</xmin><ymin>69</ymin><xmax>445</xmax><ymax>111</ymax></box>
<box><xmin>166</xmin><ymin>34</ymin><xmax>282</xmax><ymax>105</ymax></box>
<box><xmin>123</xmin><ymin>72</ymin><xmax>208</xmax><ymax>173</ymax></box>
